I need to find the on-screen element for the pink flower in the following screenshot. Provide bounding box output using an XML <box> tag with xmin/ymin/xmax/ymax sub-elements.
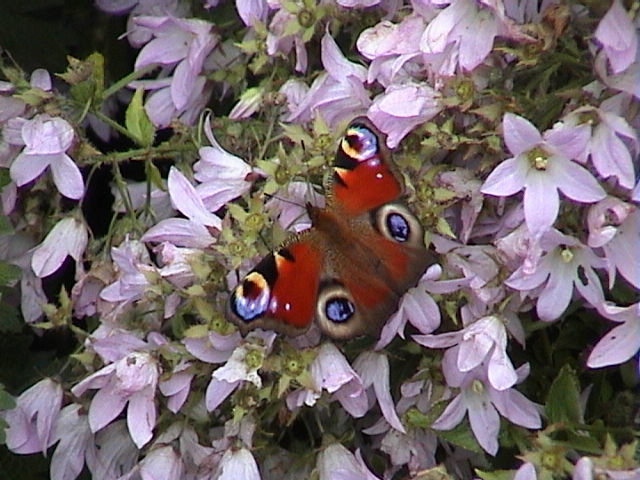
<box><xmin>100</xmin><ymin>238</ymin><xmax>157</xmax><ymax>306</ymax></box>
<box><xmin>506</xmin><ymin>229</ymin><xmax>606</xmax><ymax>321</ymax></box>
<box><xmin>159</xmin><ymin>361</ymin><xmax>194</xmax><ymax>413</ymax></box>
<box><xmin>5</xmin><ymin>378</ymin><xmax>63</xmax><ymax>455</ymax></box>
<box><xmin>593</xmin><ymin>0</ymin><xmax>638</xmax><ymax>74</ymax></box>
<box><xmin>286</xmin><ymin>33</ymin><xmax>371</xmax><ymax>126</ymax></box>
<box><xmin>567</xmin><ymin>94</ymin><xmax>638</xmax><ymax>190</ymax></box>
<box><xmin>133</xmin><ymin>16</ymin><xmax>218</xmax><ymax>111</ymax></box>
<box><xmin>217</xmin><ymin>447</ymin><xmax>261</xmax><ymax>480</ymax></box>
<box><xmin>141</xmin><ymin>167</ymin><xmax>221</xmax><ymax>248</ymax></box>
<box><xmin>415</xmin><ymin>314</ymin><xmax>518</xmax><ymax>391</ymax></box>
<box><xmin>317</xmin><ymin>443</ymin><xmax>381</xmax><ymax>480</ymax></box>
<box><xmin>193</xmin><ymin>115</ymin><xmax>256</xmax><ymax>211</ymax></box>
<box><xmin>481</xmin><ymin>113</ymin><xmax>605</xmax><ymax>238</ymax></box>
<box><xmin>367</xmin><ymin>83</ymin><xmax>443</xmax><ymax>148</ymax></box>
<box><xmin>354</xmin><ymin>351</ymin><xmax>406</xmax><ymax>433</ymax></box>
<box><xmin>432</xmin><ymin>349</ymin><xmax>541</xmax><ymax>455</ymax></box>
<box><xmin>205</xmin><ymin>331</ymin><xmax>276</xmax><ymax>411</ymax></box>
<box><xmin>71</xmin><ymin>350</ymin><xmax>160</xmax><ymax>448</ymax></box>
<box><xmin>236</xmin><ymin>0</ymin><xmax>268</xmax><ymax>27</ymax></box>
<box><xmin>287</xmin><ymin>342</ymin><xmax>367</xmax><ymax>418</ymax></box>
<box><xmin>31</xmin><ymin>217</ymin><xmax>88</xmax><ymax>278</ymax></box>
<box><xmin>49</xmin><ymin>404</ymin><xmax>94</xmax><ymax>480</ymax></box>
<box><xmin>266</xmin><ymin>10</ymin><xmax>308</xmax><ymax>73</ymax></box>
<box><xmin>138</xmin><ymin>446</ymin><xmax>184</xmax><ymax>480</ymax></box>
<box><xmin>587</xmin><ymin>198</ymin><xmax>639</xmax><ymax>289</ymax></box>
<box><xmin>419</xmin><ymin>0</ymin><xmax>528</xmax><ymax>75</ymax></box>
<box><xmin>10</xmin><ymin>114</ymin><xmax>84</xmax><ymax>200</ymax></box>
<box><xmin>588</xmin><ymin>302</ymin><xmax>640</xmax><ymax>370</ymax></box>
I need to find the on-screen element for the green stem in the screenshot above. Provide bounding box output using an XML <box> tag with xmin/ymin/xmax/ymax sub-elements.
<box><xmin>102</xmin><ymin>65</ymin><xmax>156</xmax><ymax>100</ymax></box>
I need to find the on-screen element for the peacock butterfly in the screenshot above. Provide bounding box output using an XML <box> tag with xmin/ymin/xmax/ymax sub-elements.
<box><xmin>226</xmin><ymin>117</ymin><xmax>433</xmax><ymax>340</ymax></box>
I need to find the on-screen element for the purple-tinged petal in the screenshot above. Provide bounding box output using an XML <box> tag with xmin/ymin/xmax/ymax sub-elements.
<box><xmin>523</xmin><ymin>171</ymin><xmax>559</xmax><ymax>237</ymax></box>
<box><xmin>10</xmin><ymin>153</ymin><xmax>51</xmax><ymax>186</ymax></box>
<box><xmin>236</xmin><ymin>0</ymin><xmax>268</xmax><ymax>27</ymax></box>
<box><xmin>135</xmin><ymin>34</ymin><xmax>188</xmax><ymax>69</ymax></box>
<box><xmin>87</xmin><ymin>386</ymin><xmax>127</xmax><ymax>432</ymax></box>
<box><xmin>205</xmin><ymin>377</ymin><xmax>238</xmax><ymax>411</ymax></box>
<box><xmin>321</xmin><ymin>33</ymin><xmax>367</xmax><ymax>81</ymax></box>
<box><xmin>458</xmin><ymin>6</ymin><xmax>498</xmax><ymax>71</ymax></box>
<box><xmin>489</xmin><ymin>387</ymin><xmax>541</xmax><ymax>428</ymax></box>
<box><xmin>171</xmin><ymin>60</ymin><xmax>195</xmax><ymax>111</ymax></box>
<box><xmin>503</xmin><ymin>113</ymin><xmax>542</xmax><ymax>155</ymax></box>
<box><xmin>594</xmin><ymin>0</ymin><xmax>638</xmax><ymax>74</ymax></box>
<box><xmin>480</xmin><ymin>156</ymin><xmax>527</xmax><ymax>197</ymax></box>
<box><xmin>30</xmin><ymin>69</ymin><xmax>52</xmax><ymax>91</ymax></box>
<box><xmin>536</xmin><ymin>258</ymin><xmax>573</xmax><ymax>321</ymax></box>
<box><xmin>514</xmin><ymin>462</ymin><xmax>537</xmax><ymax>480</ymax></box>
<box><xmin>49</xmin><ymin>153</ymin><xmax>85</xmax><ymax>199</ymax></box>
<box><xmin>127</xmin><ymin>390</ymin><xmax>156</xmax><ymax>448</ymax></box>
<box><xmin>466</xmin><ymin>389</ymin><xmax>499</xmax><ymax>455</ymax></box>
<box><xmin>505</xmin><ymin>262</ymin><xmax>549</xmax><ymax>291</ymax></box>
<box><xmin>355</xmin><ymin>352</ymin><xmax>405</xmax><ymax>433</ymax></box>
<box><xmin>587</xmin><ymin>316</ymin><xmax>640</xmax><ymax>368</ymax></box>
<box><xmin>22</xmin><ymin>115</ymin><xmax>74</xmax><ymax>154</ymax></box>
<box><xmin>551</xmin><ymin>158</ymin><xmax>606</xmax><ymax>203</ymax></box>
<box><xmin>591</xmin><ymin>125</ymin><xmax>636</xmax><ymax>189</ymax></box>
<box><xmin>413</xmin><ymin>331</ymin><xmax>460</xmax><ymax>349</ymax></box>
<box><xmin>50</xmin><ymin>404</ymin><xmax>92</xmax><ymax>480</ymax></box>
<box><xmin>218</xmin><ymin>448</ymin><xmax>261</xmax><ymax>480</ymax></box>
<box><xmin>141</xmin><ymin>217</ymin><xmax>215</xmax><ymax>248</ymax></box>
<box><xmin>167</xmin><ymin>167</ymin><xmax>221</xmax><ymax>229</ymax></box>
<box><xmin>431</xmin><ymin>393</ymin><xmax>466</xmax><ymax>430</ymax></box>
<box><xmin>140</xmin><ymin>446</ymin><xmax>183</xmax><ymax>480</ymax></box>
<box><xmin>544</xmin><ymin>123</ymin><xmax>589</xmax><ymax>160</ymax></box>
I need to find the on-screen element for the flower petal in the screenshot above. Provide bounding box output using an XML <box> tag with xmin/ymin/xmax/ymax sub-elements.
<box><xmin>50</xmin><ymin>154</ymin><xmax>85</xmax><ymax>200</ymax></box>
<box><xmin>503</xmin><ymin>113</ymin><xmax>542</xmax><ymax>155</ymax></box>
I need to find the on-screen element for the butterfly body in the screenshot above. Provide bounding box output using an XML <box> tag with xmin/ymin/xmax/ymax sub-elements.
<box><xmin>227</xmin><ymin>118</ymin><xmax>432</xmax><ymax>340</ymax></box>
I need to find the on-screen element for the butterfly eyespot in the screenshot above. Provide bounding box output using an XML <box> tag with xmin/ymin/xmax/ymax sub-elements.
<box><xmin>325</xmin><ymin>296</ymin><xmax>356</xmax><ymax>323</ymax></box>
<box><xmin>386</xmin><ymin>213</ymin><xmax>410</xmax><ymax>242</ymax></box>
<box><xmin>375</xmin><ymin>203</ymin><xmax>424</xmax><ymax>247</ymax></box>
<box><xmin>230</xmin><ymin>272</ymin><xmax>271</xmax><ymax>322</ymax></box>
<box><xmin>341</xmin><ymin>125</ymin><xmax>378</xmax><ymax>162</ymax></box>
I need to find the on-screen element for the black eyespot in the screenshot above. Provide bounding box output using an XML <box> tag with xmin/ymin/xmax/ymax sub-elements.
<box><xmin>325</xmin><ymin>297</ymin><xmax>355</xmax><ymax>323</ymax></box>
<box><xmin>386</xmin><ymin>213</ymin><xmax>410</xmax><ymax>242</ymax></box>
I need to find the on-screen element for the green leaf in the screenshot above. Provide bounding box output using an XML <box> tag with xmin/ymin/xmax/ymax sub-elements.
<box><xmin>545</xmin><ymin>364</ymin><xmax>582</xmax><ymax>424</ymax></box>
<box><xmin>0</xmin><ymin>168</ymin><xmax>10</xmax><ymax>189</ymax></box>
<box><xmin>0</xmin><ymin>215</ymin><xmax>14</xmax><ymax>236</ymax></box>
<box><xmin>474</xmin><ymin>469</ymin><xmax>514</xmax><ymax>480</ymax></box>
<box><xmin>435</xmin><ymin>420</ymin><xmax>483</xmax><ymax>454</ymax></box>
<box><xmin>0</xmin><ymin>383</ymin><xmax>15</xmax><ymax>410</ymax></box>
<box><xmin>125</xmin><ymin>87</ymin><xmax>155</xmax><ymax>147</ymax></box>
<box><xmin>0</xmin><ymin>262</ymin><xmax>21</xmax><ymax>287</ymax></box>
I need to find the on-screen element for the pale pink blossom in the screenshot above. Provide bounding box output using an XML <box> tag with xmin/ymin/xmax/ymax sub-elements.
<box><xmin>317</xmin><ymin>443</ymin><xmax>381</xmax><ymax>480</ymax></box>
<box><xmin>506</xmin><ymin>229</ymin><xmax>606</xmax><ymax>321</ymax></box>
<box><xmin>367</xmin><ymin>83</ymin><xmax>443</xmax><ymax>148</ymax></box>
<box><xmin>31</xmin><ymin>217</ymin><xmax>88</xmax><ymax>278</ymax></box>
<box><xmin>49</xmin><ymin>404</ymin><xmax>94</xmax><ymax>480</ymax></box>
<box><xmin>133</xmin><ymin>16</ymin><xmax>218</xmax><ymax>111</ymax></box>
<box><xmin>288</xmin><ymin>342</ymin><xmax>367</xmax><ymax>418</ymax></box>
<box><xmin>85</xmin><ymin>420</ymin><xmax>138</xmax><ymax>479</ymax></box>
<box><xmin>593</xmin><ymin>0</ymin><xmax>638</xmax><ymax>74</ymax></box>
<box><xmin>193</xmin><ymin>115</ymin><xmax>257</xmax><ymax>211</ymax></box>
<box><xmin>141</xmin><ymin>167</ymin><xmax>221</xmax><ymax>248</ymax></box>
<box><xmin>5</xmin><ymin>378</ymin><xmax>63</xmax><ymax>455</ymax></box>
<box><xmin>10</xmin><ymin>114</ymin><xmax>84</xmax><ymax>200</ymax></box>
<box><xmin>588</xmin><ymin>302</ymin><xmax>640</xmax><ymax>370</ymax></box>
<box><xmin>139</xmin><ymin>446</ymin><xmax>184</xmax><ymax>480</ymax></box>
<box><xmin>419</xmin><ymin>0</ymin><xmax>529</xmax><ymax>75</ymax></box>
<box><xmin>236</xmin><ymin>0</ymin><xmax>268</xmax><ymax>27</ymax></box>
<box><xmin>286</xmin><ymin>33</ymin><xmax>371</xmax><ymax>126</ymax></box>
<box><xmin>100</xmin><ymin>238</ymin><xmax>157</xmax><ymax>306</ymax></box>
<box><xmin>481</xmin><ymin>113</ymin><xmax>605</xmax><ymax>238</ymax></box>
<box><xmin>587</xmin><ymin>198</ymin><xmax>639</xmax><ymax>289</ymax></box>
<box><xmin>415</xmin><ymin>314</ymin><xmax>518</xmax><ymax>391</ymax></box>
<box><xmin>265</xmin><ymin>181</ymin><xmax>323</xmax><ymax>233</ymax></box>
<box><xmin>566</xmin><ymin>95</ymin><xmax>638</xmax><ymax>190</ymax></box>
<box><xmin>266</xmin><ymin>9</ymin><xmax>308</xmax><ymax>73</ymax></box>
<box><xmin>183</xmin><ymin>330</ymin><xmax>241</xmax><ymax>364</ymax></box>
<box><xmin>514</xmin><ymin>462</ymin><xmax>537</xmax><ymax>480</ymax></box>
<box><xmin>217</xmin><ymin>447</ymin><xmax>261</xmax><ymax>480</ymax></box>
<box><xmin>432</xmin><ymin>350</ymin><xmax>541</xmax><ymax>455</ymax></box>
<box><xmin>159</xmin><ymin>361</ymin><xmax>194</xmax><ymax>413</ymax></box>
<box><xmin>205</xmin><ymin>331</ymin><xmax>276</xmax><ymax>411</ymax></box>
<box><xmin>71</xmin><ymin>350</ymin><xmax>160</xmax><ymax>448</ymax></box>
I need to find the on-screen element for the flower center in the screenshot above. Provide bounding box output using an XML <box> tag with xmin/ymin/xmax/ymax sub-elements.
<box><xmin>527</xmin><ymin>147</ymin><xmax>549</xmax><ymax>170</ymax></box>
<box><xmin>560</xmin><ymin>247</ymin><xmax>573</xmax><ymax>263</ymax></box>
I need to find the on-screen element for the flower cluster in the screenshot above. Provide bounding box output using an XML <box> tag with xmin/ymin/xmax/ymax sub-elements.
<box><xmin>1</xmin><ymin>1</ymin><xmax>639</xmax><ymax>480</ymax></box>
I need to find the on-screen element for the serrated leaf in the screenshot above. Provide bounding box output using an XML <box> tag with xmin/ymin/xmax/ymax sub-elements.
<box><xmin>145</xmin><ymin>160</ymin><xmax>165</xmax><ymax>191</ymax></box>
<box><xmin>545</xmin><ymin>364</ymin><xmax>582</xmax><ymax>424</ymax></box>
<box><xmin>436</xmin><ymin>217</ymin><xmax>456</xmax><ymax>238</ymax></box>
<box><xmin>125</xmin><ymin>87</ymin><xmax>155</xmax><ymax>147</ymax></box>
